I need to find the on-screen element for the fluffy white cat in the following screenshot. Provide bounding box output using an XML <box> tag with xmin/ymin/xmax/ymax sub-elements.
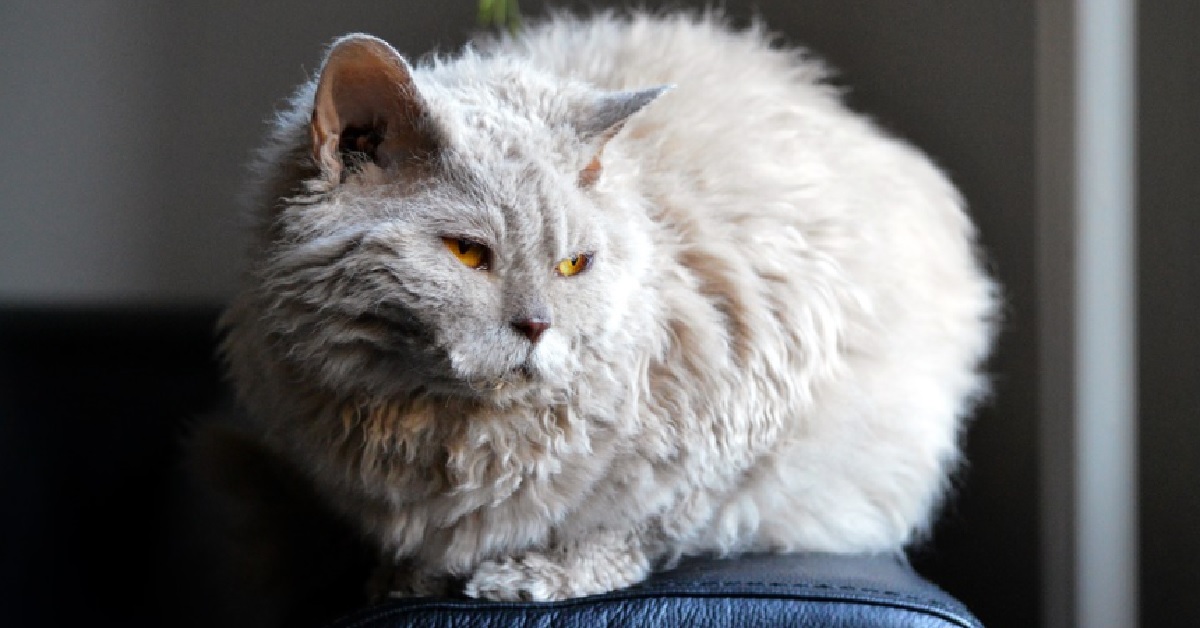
<box><xmin>218</xmin><ymin>11</ymin><xmax>997</xmax><ymax>602</ymax></box>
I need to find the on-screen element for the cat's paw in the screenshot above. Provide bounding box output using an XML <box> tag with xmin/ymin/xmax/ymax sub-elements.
<box><xmin>463</xmin><ymin>538</ymin><xmax>649</xmax><ymax>601</ymax></box>
<box><xmin>464</xmin><ymin>554</ymin><xmax>570</xmax><ymax>601</ymax></box>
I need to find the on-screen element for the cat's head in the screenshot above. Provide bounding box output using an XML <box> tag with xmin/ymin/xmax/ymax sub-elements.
<box><xmin>236</xmin><ymin>34</ymin><xmax>667</xmax><ymax>406</ymax></box>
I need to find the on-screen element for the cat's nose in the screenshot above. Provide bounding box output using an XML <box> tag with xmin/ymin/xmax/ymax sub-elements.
<box><xmin>512</xmin><ymin>317</ymin><xmax>551</xmax><ymax>344</ymax></box>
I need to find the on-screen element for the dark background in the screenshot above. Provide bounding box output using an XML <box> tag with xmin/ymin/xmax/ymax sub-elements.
<box><xmin>1</xmin><ymin>2</ymin><xmax>1195</xmax><ymax>627</ymax></box>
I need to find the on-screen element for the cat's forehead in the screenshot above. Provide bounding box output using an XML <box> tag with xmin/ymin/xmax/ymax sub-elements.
<box><xmin>421</xmin><ymin>67</ymin><xmax>586</xmax><ymax>154</ymax></box>
<box><xmin>442</xmin><ymin>157</ymin><xmax>590</xmax><ymax>254</ymax></box>
<box><xmin>387</xmin><ymin>66</ymin><xmax>598</xmax><ymax>254</ymax></box>
<box><xmin>385</xmin><ymin>145</ymin><xmax>587</xmax><ymax>264</ymax></box>
<box><xmin>425</xmin><ymin>58</ymin><xmax>578</xmax><ymax>115</ymax></box>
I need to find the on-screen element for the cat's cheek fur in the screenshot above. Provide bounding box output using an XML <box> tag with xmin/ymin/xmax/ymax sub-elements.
<box><xmin>525</xmin><ymin>332</ymin><xmax>572</xmax><ymax>380</ymax></box>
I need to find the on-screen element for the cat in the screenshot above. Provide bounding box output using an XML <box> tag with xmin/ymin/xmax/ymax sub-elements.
<box><xmin>216</xmin><ymin>10</ymin><xmax>998</xmax><ymax>603</ymax></box>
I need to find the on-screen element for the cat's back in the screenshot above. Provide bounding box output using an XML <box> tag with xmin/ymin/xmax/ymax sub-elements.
<box><xmin>486</xmin><ymin>11</ymin><xmax>982</xmax><ymax>296</ymax></box>
<box><xmin>481</xmin><ymin>11</ymin><xmax>849</xmax><ymax>161</ymax></box>
<box><xmin>479</xmin><ymin>12</ymin><xmax>956</xmax><ymax>233</ymax></box>
<box><xmin>485</xmin><ymin>11</ymin><xmax>829</xmax><ymax>97</ymax></box>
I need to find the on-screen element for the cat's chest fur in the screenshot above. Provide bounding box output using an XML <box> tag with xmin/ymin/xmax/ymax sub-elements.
<box><xmin>320</xmin><ymin>385</ymin><xmax>634</xmax><ymax>563</ymax></box>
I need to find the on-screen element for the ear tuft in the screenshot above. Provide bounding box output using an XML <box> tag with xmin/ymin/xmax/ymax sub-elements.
<box><xmin>310</xmin><ymin>34</ymin><xmax>437</xmax><ymax>183</ymax></box>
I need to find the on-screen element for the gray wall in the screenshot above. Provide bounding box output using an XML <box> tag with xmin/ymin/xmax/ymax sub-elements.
<box><xmin>0</xmin><ymin>1</ymin><xmax>476</xmax><ymax>303</ymax></box>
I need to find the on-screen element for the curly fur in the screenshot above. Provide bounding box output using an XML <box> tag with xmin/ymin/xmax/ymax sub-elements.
<box><xmin>219</xmin><ymin>10</ymin><xmax>998</xmax><ymax>601</ymax></box>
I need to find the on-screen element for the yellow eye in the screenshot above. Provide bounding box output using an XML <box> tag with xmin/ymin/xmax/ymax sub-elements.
<box><xmin>442</xmin><ymin>237</ymin><xmax>490</xmax><ymax>270</ymax></box>
<box><xmin>555</xmin><ymin>253</ymin><xmax>593</xmax><ymax>277</ymax></box>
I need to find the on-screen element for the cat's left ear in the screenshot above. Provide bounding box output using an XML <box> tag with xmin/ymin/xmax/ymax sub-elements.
<box><xmin>576</xmin><ymin>86</ymin><xmax>670</xmax><ymax>187</ymax></box>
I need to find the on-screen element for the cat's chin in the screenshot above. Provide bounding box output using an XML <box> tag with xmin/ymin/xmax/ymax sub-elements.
<box><xmin>413</xmin><ymin>366</ymin><xmax>559</xmax><ymax>406</ymax></box>
<box><xmin>464</xmin><ymin>369</ymin><xmax>554</xmax><ymax>405</ymax></box>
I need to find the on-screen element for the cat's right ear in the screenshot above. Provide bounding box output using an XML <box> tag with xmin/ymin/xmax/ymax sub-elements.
<box><xmin>310</xmin><ymin>34</ymin><xmax>437</xmax><ymax>183</ymax></box>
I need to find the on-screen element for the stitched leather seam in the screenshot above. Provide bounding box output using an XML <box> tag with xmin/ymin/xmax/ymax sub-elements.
<box><xmin>628</xmin><ymin>580</ymin><xmax>963</xmax><ymax>614</ymax></box>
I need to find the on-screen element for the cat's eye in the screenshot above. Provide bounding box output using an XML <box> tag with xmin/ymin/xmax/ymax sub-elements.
<box><xmin>555</xmin><ymin>253</ymin><xmax>593</xmax><ymax>277</ymax></box>
<box><xmin>442</xmin><ymin>237</ymin><xmax>491</xmax><ymax>270</ymax></box>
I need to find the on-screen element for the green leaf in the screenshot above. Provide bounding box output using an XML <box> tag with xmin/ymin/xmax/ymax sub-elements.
<box><xmin>477</xmin><ymin>0</ymin><xmax>496</xmax><ymax>26</ymax></box>
<box><xmin>478</xmin><ymin>0</ymin><xmax>521</xmax><ymax>32</ymax></box>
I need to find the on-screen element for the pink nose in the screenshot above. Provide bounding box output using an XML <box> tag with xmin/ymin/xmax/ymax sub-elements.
<box><xmin>512</xmin><ymin>318</ymin><xmax>551</xmax><ymax>344</ymax></box>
